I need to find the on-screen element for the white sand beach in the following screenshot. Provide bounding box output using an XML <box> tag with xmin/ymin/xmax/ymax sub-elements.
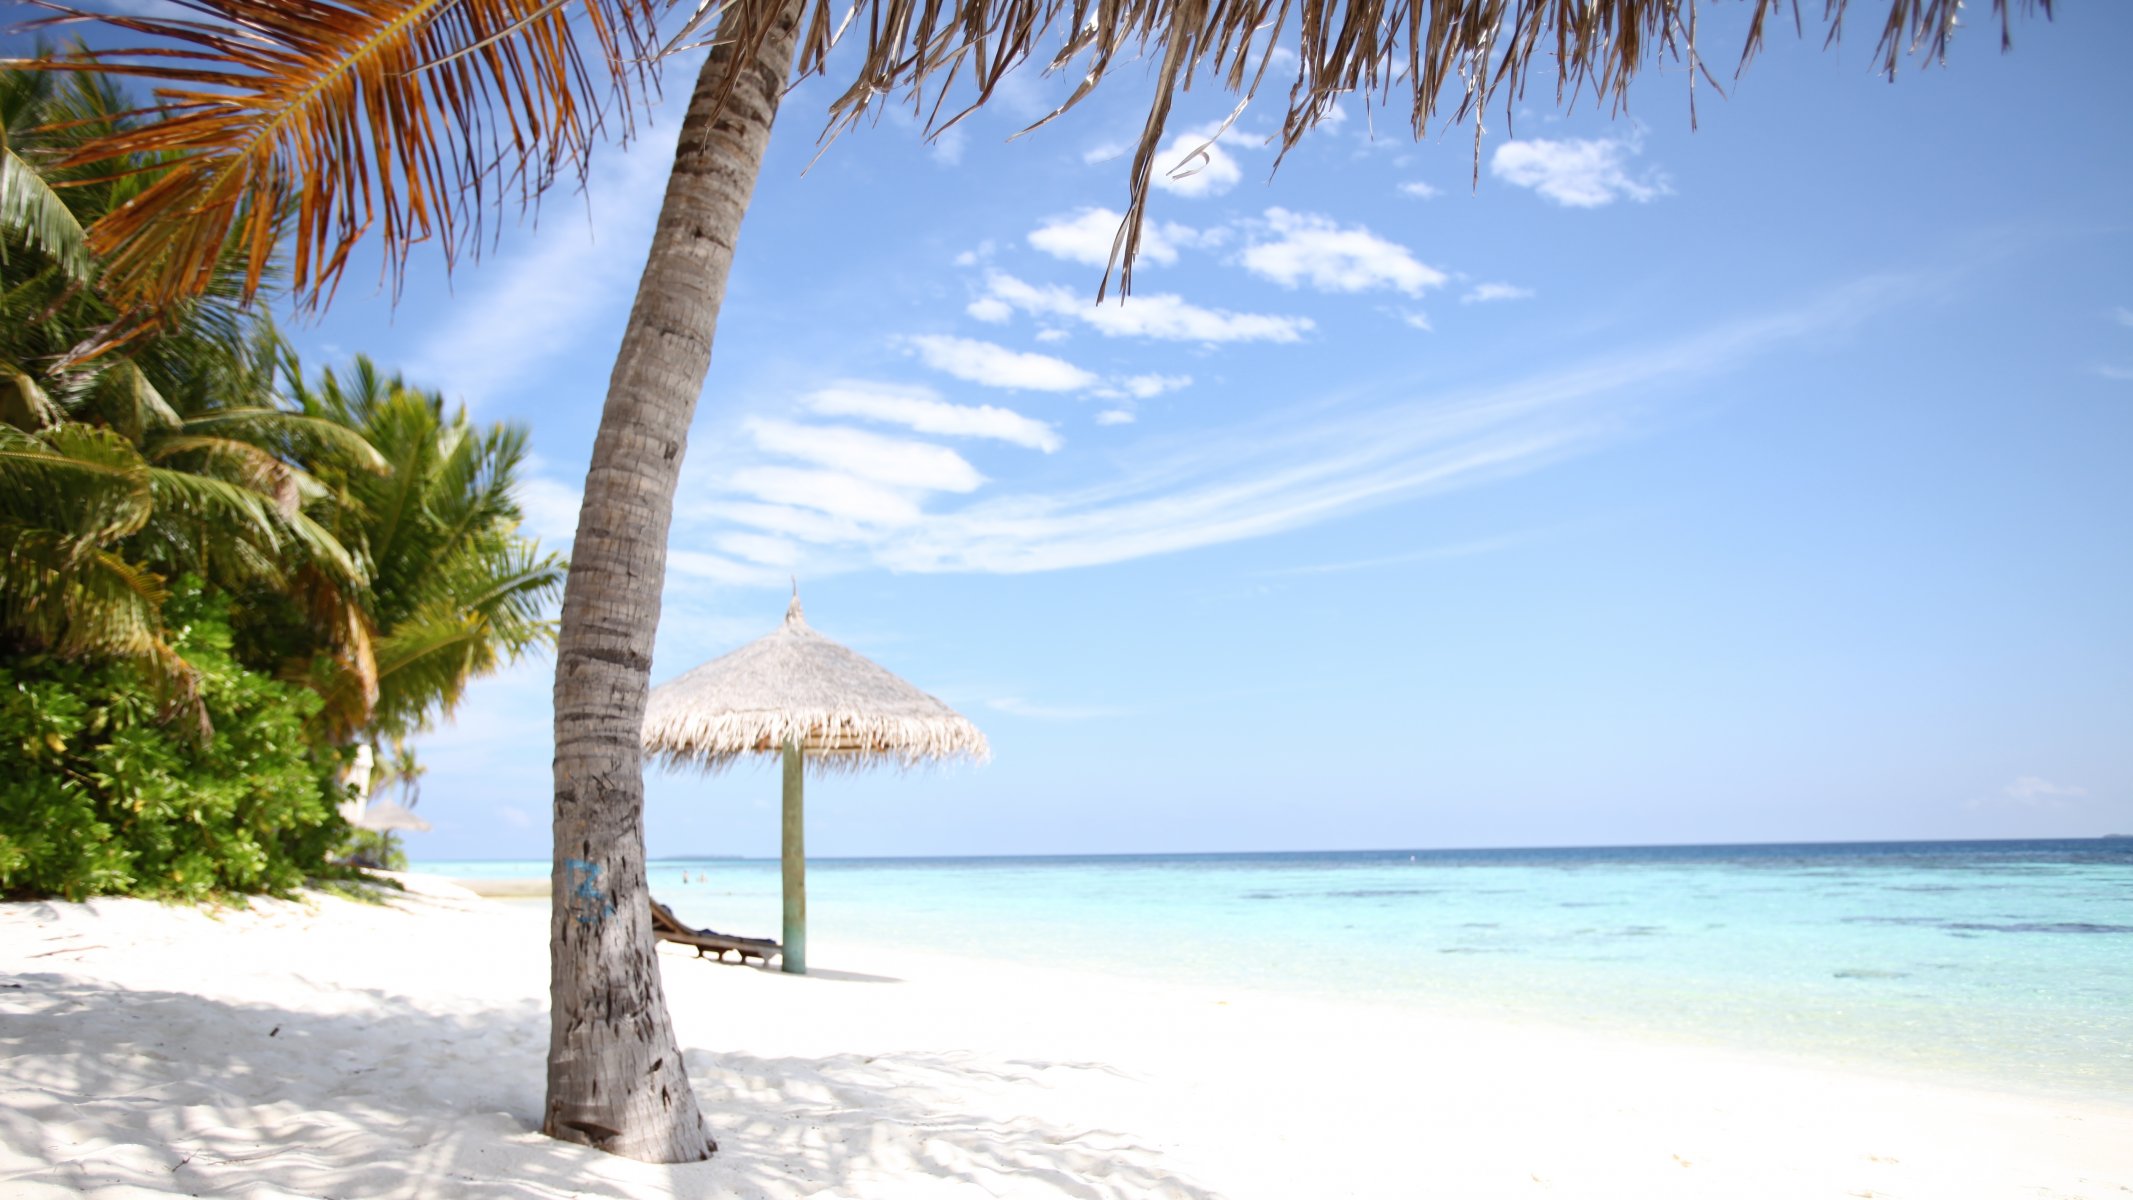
<box><xmin>2</xmin><ymin>874</ymin><xmax>2127</xmax><ymax>1199</ymax></box>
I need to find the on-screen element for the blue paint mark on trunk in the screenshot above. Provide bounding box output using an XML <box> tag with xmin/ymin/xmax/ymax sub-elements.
<box><xmin>565</xmin><ymin>858</ymin><xmax>617</xmax><ymax>926</ymax></box>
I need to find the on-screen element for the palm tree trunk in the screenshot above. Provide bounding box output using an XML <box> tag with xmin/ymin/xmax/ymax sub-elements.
<box><xmin>544</xmin><ymin>0</ymin><xmax>802</xmax><ymax>1162</ymax></box>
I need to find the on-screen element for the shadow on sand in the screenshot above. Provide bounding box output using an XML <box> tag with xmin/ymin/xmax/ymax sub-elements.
<box><xmin>0</xmin><ymin>972</ymin><xmax>1222</xmax><ymax>1199</ymax></box>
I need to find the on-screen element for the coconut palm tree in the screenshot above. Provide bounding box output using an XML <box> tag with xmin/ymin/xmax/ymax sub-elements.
<box><xmin>2</xmin><ymin>65</ymin><xmax>370</xmax><ymax>726</ymax></box>
<box><xmin>275</xmin><ymin>356</ymin><xmax>566</xmax><ymax>743</ymax></box>
<box><xmin>6</xmin><ymin>0</ymin><xmax>2043</xmax><ymax>1163</ymax></box>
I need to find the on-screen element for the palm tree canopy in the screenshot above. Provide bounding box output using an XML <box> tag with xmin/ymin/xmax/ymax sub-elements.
<box><xmin>7</xmin><ymin>0</ymin><xmax>2043</xmax><ymax>312</ymax></box>
<box><xmin>643</xmin><ymin>594</ymin><xmax>988</xmax><ymax>774</ymax></box>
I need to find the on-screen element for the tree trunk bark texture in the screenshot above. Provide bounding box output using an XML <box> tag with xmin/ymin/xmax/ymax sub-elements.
<box><xmin>544</xmin><ymin>0</ymin><xmax>803</xmax><ymax>1163</ymax></box>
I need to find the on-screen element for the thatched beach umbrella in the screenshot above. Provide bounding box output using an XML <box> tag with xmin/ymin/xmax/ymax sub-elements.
<box><xmin>642</xmin><ymin>592</ymin><xmax>987</xmax><ymax>974</ymax></box>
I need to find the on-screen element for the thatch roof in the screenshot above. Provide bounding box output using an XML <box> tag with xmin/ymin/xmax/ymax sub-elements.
<box><xmin>642</xmin><ymin>595</ymin><xmax>989</xmax><ymax>774</ymax></box>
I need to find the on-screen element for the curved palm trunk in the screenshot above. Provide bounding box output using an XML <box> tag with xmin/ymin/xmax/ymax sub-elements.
<box><xmin>545</xmin><ymin>1</ymin><xmax>802</xmax><ymax>1162</ymax></box>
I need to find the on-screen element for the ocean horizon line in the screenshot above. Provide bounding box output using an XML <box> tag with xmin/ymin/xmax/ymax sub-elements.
<box><xmin>418</xmin><ymin>832</ymin><xmax>2128</xmax><ymax>868</ymax></box>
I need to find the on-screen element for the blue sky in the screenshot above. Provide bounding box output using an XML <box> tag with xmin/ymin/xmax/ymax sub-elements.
<box><xmin>280</xmin><ymin>5</ymin><xmax>2131</xmax><ymax>860</ymax></box>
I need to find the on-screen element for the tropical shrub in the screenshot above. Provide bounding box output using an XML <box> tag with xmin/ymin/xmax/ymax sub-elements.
<box><xmin>0</xmin><ymin>581</ymin><xmax>348</xmax><ymax>901</ymax></box>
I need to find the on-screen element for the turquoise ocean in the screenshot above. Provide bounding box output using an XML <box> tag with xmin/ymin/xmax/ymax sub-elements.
<box><xmin>419</xmin><ymin>839</ymin><xmax>2133</xmax><ymax>1101</ymax></box>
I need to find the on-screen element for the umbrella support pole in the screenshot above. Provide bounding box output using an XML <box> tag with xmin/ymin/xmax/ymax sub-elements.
<box><xmin>780</xmin><ymin>741</ymin><xmax>806</xmax><ymax>974</ymax></box>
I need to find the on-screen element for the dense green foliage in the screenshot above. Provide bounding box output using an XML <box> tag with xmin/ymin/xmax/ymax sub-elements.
<box><xmin>0</xmin><ymin>59</ymin><xmax>563</xmax><ymax>900</ymax></box>
<box><xmin>0</xmin><ymin>584</ymin><xmax>346</xmax><ymax>900</ymax></box>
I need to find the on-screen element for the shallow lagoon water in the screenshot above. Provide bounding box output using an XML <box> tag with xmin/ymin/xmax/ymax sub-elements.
<box><xmin>423</xmin><ymin>839</ymin><xmax>2133</xmax><ymax>1100</ymax></box>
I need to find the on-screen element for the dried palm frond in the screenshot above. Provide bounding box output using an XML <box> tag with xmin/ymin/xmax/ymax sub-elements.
<box><xmin>9</xmin><ymin>0</ymin><xmax>660</xmax><ymax>313</ymax></box>
<box><xmin>785</xmin><ymin>0</ymin><xmax>2042</xmax><ymax>297</ymax></box>
<box><xmin>8</xmin><ymin>0</ymin><xmax>2042</xmax><ymax>316</ymax></box>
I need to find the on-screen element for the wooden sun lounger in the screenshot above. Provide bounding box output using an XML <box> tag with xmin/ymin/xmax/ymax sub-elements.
<box><xmin>651</xmin><ymin>899</ymin><xmax>780</xmax><ymax>966</ymax></box>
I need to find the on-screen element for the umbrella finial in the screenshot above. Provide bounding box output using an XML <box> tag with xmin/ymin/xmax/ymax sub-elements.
<box><xmin>785</xmin><ymin>581</ymin><xmax>805</xmax><ymax>628</ymax></box>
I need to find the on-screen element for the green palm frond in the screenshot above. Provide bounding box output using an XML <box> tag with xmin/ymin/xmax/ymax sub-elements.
<box><xmin>182</xmin><ymin>406</ymin><xmax>389</xmax><ymax>473</ymax></box>
<box><xmin>148</xmin><ymin>434</ymin><xmax>301</xmax><ymax>514</ymax></box>
<box><xmin>1</xmin><ymin>66</ymin><xmax>92</xmax><ymax>283</ymax></box>
<box><xmin>0</xmin><ymin>524</ymin><xmax>165</xmax><ymax>655</ymax></box>
<box><xmin>0</xmin><ymin>421</ymin><xmax>155</xmax><ymax>543</ymax></box>
<box><xmin>1</xmin><ymin>360</ymin><xmax>63</xmax><ymax>429</ymax></box>
<box><xmin>0</xmin><ymin>126</ymin><xmax>90</xmax><ymax>283</ymax></box>
<box><xmin>146</xmin><ymin>465</ymin><xmax>363</xmax><ymax>585</ymax></box>
<box><xmin>98</xmin><ymin>359</ymin><xmax>183</xmax><ymax>436</ymax></box>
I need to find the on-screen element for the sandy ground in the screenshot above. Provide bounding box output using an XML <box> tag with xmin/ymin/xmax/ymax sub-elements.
<box><xmin>2</xmin><ymin>874</ymin><xmax>2128</xmax><ymax>1199</ymax></box>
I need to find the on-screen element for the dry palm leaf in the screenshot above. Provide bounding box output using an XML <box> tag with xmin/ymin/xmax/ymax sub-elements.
<box><xmin>11</xmin><ymin>0</ymin><xmax>660</xmax><ymax>312</ymax></box>
<box><xmin>9</xmin><ymin>0</ymin><xmax>2040</xmax><ymax>312</ymax></box>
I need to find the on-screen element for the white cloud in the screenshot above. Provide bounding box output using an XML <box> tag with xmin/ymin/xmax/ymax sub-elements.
<box><xmin>1151</xmin><ymin>123</ymin><xmax>1246</xmax><ymax>198</ymax></box>
<box><xmin>905</xmin><ymin>334</ymin><xmax>1099</xmax><ymax>391</ymax></box>
<box><xmin>746</xmin><ymin>418</ymin><xmax>985</xmax><ymax>493</ymax></box>
<box><xmin>1462</xmin><ymin>283</ymin><xmax>1536</xmax><ymax>304</ymax></box>
<box><xmin>1119</xmin><ymin>373</ymin><xmax>1191</xmax><ymax>399</ymax></box>
<box><xmin>2113</xmin><ymin>306</ymin><xmax>2133</xmax><ymax>328</ymax></box>
<box><xmin>851</xmin><ymin>274</ymin><xmax>1922</xmax><ymax>574</ymax></box>
<box><xmin>727</xmin><ymin>467</ymin><xmax>927</xmax><ymax>527</ymax></box>
<box><xmin>1490</xmin><ymin>135</ymin><xmax>1669</xmax><ymax>208</ymax></box>
<box><xmin>1034</xmin><ymin>329</ymin><xmax>1071</xmax><ymax>343</ymax></box>
<box><xmin>1398</xmin><ymin>181</ymin><xmax>1441</xmax><ymax>200</ymax></box>
<box><xmin>1400</xmin><ymin>311</ymin><xmax>1434</xmax><ymax>332</ymax></box>
<box><xmin>1082</xmin><ymin>141</ymin><xmax>1125</xmax><ymax>164</ymax></box>
<box><xmin>929</xmin><ymin>126</ymin><xmax>967</xmax><ymax>167</ymax></box>
<box><xmin>713</xmin><ymin>532</ymin><xmax>802</xmax><ymax>566</ymax></box>
<box><xmin>802</xmin><ymin>381</ymin><xmax>1062</xmax><ymax>452</ymax></box>
<box><xmin>1239</xmin><ymin>209</ymin><xmax>1447</xmax><ymax>297</ymax></box>
<box><xmin>667</xmin><ymin>548</ymin><xmax>792</xmax><ymax>587</ymax></box>
<box><xmin>2098</xmin><ymin>365</ymin><xmax>2133</xmax><ymax>382</ymax></box>
<box><xmin>1028</xmin><ymin>208</ymin><xmax>1201</xmax><ymax>267</ymax></box>
<box><xmin>513</xmin><ymin>470</ymin><xmax>584</xmax><ymax>548</ymax></box>
<box><xmin>953</xmin><ymin>241</ymin><xmax>995</xmax><ymax>267</ymax></box>
<box><xmin>1260</xmin><ymin>531</ymin><xmax>1546</xmax><ymax>576</ymax></box>
<box><xmin>688</xmin><ymin>273</ymin><xmax>1921</xmax><ymax>583</ymax></box>
<box><xmin>701</xmin><ymin>501</ymin><xmax>872</xmax><ymax>546</ymax></box>
<box><xmin>967</xmin><ymin>296</ymin><xmax>1014</xmax><ymax>323</ymax></box>
<box><xmin>978</xmin><ymin>271</ymin><xmax>1312</xmax><ymax>344</ymax></box>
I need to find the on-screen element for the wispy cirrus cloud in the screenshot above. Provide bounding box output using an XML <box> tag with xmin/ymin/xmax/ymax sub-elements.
<box><xmin>405</xmin><ymin>131</ymin><xmax>675</xmax><ymax>407</ymax></box>
<box><xmin>1462</xmin><ymin>283</ymin><xmax>1536</xmax><ymax>304</ymax></box>
<box><xmin>1491</xmin><ymin>135</ymin><xmax>1669</xmax><ymax>208</ymax></box>
<box><xmin>693</xmin><ymin>273</ymin><xmax>1917</xmax><ymax>578</ymax></box>
<box><xmin>674</xmin><ymin>272</ymin><xmax>1911</xmax><ymax>592</ymax></box>
<box><xmin>1258</xmin><ymin>530</ymin><xmax>1553</xmax><ymax>577</ymax></box>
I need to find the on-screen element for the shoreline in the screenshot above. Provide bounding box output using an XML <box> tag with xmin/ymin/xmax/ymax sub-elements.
<box><xmin>3</xmin><ymin>875</ymin><xmax>2128</xmax><ymax>1197</ymax></box>
<box><xmin>452</xmin><ymin>871</ymin><xmax>2130</xmax><ymax>1110</ymax></box>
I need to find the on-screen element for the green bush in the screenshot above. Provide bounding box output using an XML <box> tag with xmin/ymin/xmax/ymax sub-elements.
<box><xmin>0</xmin><ymin>583</ymin><xmax>350</xmax><ymax>901</ymax></box>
